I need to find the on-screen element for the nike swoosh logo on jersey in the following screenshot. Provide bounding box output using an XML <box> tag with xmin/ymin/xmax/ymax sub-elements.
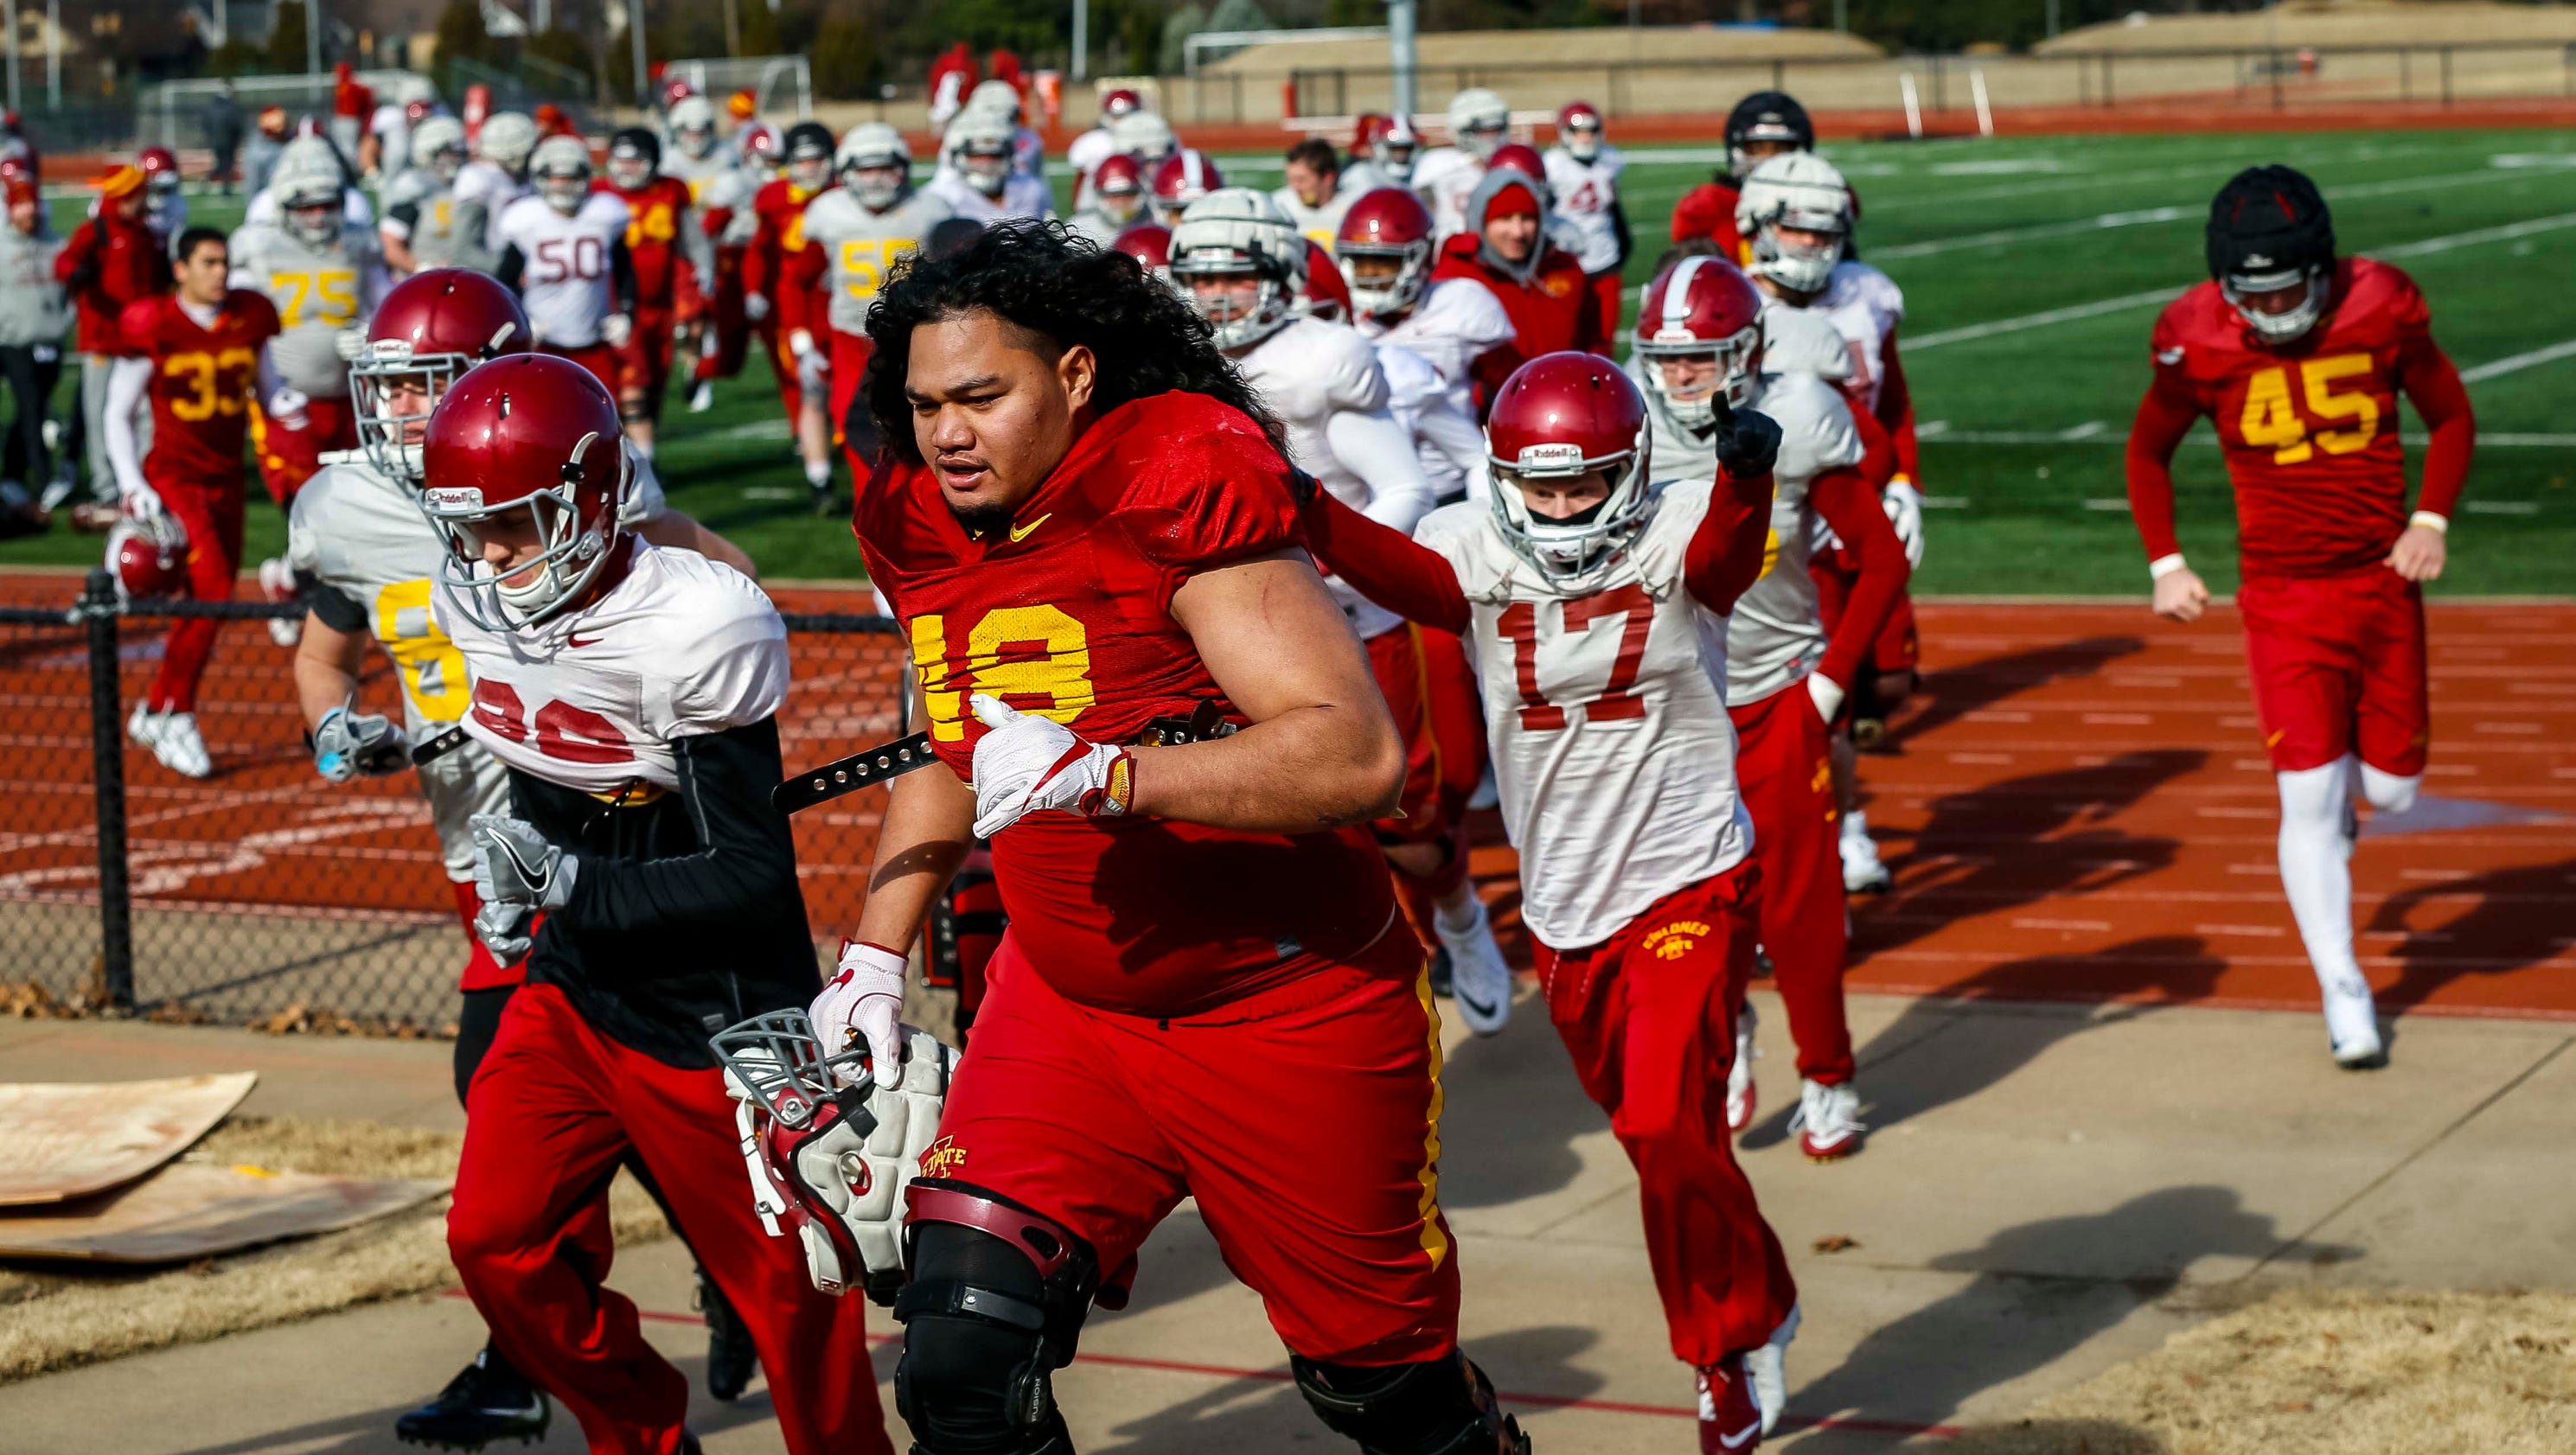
<box><xmin>1007</xmin><ymin>514</ymin><xmax>1051</xmax><ymax>543</ymax></box>
<box><xmin>566</xmin><ymin>633</ymin><xmax>604</xmax><ymax>648</ymax></box>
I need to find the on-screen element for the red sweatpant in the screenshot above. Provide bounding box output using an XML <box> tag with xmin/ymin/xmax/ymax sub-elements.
<box><xmin>702</xmin><ymin>246</ymin><xmax>749</xmax><ymax>382</ymax></box>
<box><xmin>251</xmin><ymin>395</ymin><xmax>356</xmax><ymax>507</ymax></box>
<box><xmin>450</xmin><ymin>983</ymin><xmax>889</xmax><ymax>1455</ymax></box>
<box><xmin>146</xmin><ymin>471</ymin><xmax>244</xmax><ymax>713</ymax></box>
<box><xmin>1727</xmin><ymin>681</ymin><xmax>1854</xmax><ymax>1084</ymax></box>
<box><xmin>1812</xmin><ymin>552</ymin><xmax>1921</xmax><ymax>676</ymax></box>
<box><xmin>615</xmin><ymin>305</ymin><xmax>677</xmax><ymax>415</ymax></box>
<box><xmin>541</xmin><ymin>341</ymin><xmax>621</xmax><ymax>399</ymax></box>
<box><xmin>2239</xmin><ymin>568</ymin><xmax>2429</xmax><ymax>776</ymax></box>
<box><xmin>932</xmin><ymin>929</ymin><xmax>1459</xmax><ymax>1365</ymax></box>
<box><xmin>828</xmin><ymin>327</ymin><xmax>875</xmax><ymax>485</ymax></box>
<box><xmin>1531</xmin><ymin>863</ymin><xmax>1798</xmax><ymax>1367</ymax></box>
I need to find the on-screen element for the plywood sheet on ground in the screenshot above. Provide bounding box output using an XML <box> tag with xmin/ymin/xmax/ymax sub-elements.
<box><xmin>0</xmin><ymin>1161</ymin><xmax>446</xmax><ymax>1263</ymax></box>
<box><xmin>0</xmin><ymin>1073</ymin><xmax>255</xmax><ymax>1205</ymax></box>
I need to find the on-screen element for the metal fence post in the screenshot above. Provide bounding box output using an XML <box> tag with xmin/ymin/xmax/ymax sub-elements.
<box><xmin>80</xmin><ymin>568</ymin><xmax>133</xmax><ymax>1009</ymax></box>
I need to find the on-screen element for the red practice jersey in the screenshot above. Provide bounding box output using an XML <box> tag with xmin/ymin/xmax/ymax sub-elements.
<box><xmin>742</xmin><ymin>177</ymin><xmax>828</xmax><ymax>303</ymax></box>
<box><xmin>2131</xmin><ymin>258</ymin><xmax>2472</xmax><ymax>578</ymax></box>
<box><xmin>854</xmin><ymin>392</ymin><xmax>1401</xmax><ymax>1018</ymax></box>
<box><xmin>1670</xmin><ymin>182</ymin><xmax>1749</xmax><ymax>259</ymax></box>
<box><xmin>608</xmin><ymin>175</ymin><xmax>699</xmax><ymax>313</ymax></box>
<box><xmin>119</xmin><ymin>291</ymin><xmax>281</xmax><ymax>484</ymax></box>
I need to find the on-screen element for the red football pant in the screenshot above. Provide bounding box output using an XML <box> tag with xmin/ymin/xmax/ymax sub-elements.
<box><xmin>251</xmin><ymin>395</ymin><xmax>356</xmax><ymax>507</ymax></box>
<box><xmin>541</xmin><ymin>342</ymin><xmax>620</xmax><ymax>399</ymax></box>
<box><xmin>616</xmin><ymin>306</ymin><xmax>676</xmax><ymax>418</ymax></box>
<box><xmin>448</xmin><ymin>877</ymin><xmax>521</xmax><ymax>992</ymax></box>
<box><xmin>449</xmin><ymin>983</ymin><xmax>888</xmax><ymax>1455</ymax></box>
<box><xmin>936</xmin><ymin>929</ymin><xmax>1459</xmax><ymax>1365</ymax></box>
<box><xmin>1812</xmin><ymin>552</ymin><xmax>1921</xmax><ymax>676</ymax></box>
<box><xmin>828</xmin><ymin>327</ymin><xmax>874</xmax><ymax>485</ymax></box>
<box><xmin>1584</xmin><ymin>269</ymin><xmax>1625</xmax><ymax>358</ymax></box>
<box><xmin>145</xmin><ymin>471</ymin><xmax>244</xmax><ymax>714</ymax></box>
<box><xmin>2239</xmin><ymin>568</ymin><xmax>2429</xmax><ymax>776</ymax></box>
<box><xmin>1531</xmin><ymin>863</ymin><xmax>1799</xmax><ymax>1367</ymax></box>
<box><xmin>1726</xmin><ymin>682</ymin><xmax>1854</xmax><ymax>1084</ymax></box>
<box><xmin>702</xmin><ymin>246</ymin><xmax>750</xmax><ymax>381</ymax></box>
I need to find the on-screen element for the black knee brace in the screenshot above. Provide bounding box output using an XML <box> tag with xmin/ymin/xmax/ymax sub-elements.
<box><xmin>1292</xmin><ymin>1350</ymin><xmax>1530</xmax><ymax>1455</ymax></box>
<box><xmin>892</xmin><ymin>1179</ymin><xmax>1102</xmax><ymax>1455</ymax></box>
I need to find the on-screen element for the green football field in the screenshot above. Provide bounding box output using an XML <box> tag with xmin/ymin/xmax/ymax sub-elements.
<box><xmin>11</xmin><ymin>124</ymin><xmax>2571</xmax><ymax>594</ymax></box>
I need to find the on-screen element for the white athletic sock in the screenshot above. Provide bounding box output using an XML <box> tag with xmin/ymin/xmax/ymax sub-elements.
<box><xmin>805</xmin><ymin>458</ymin><xmax>833</xmax><ymax>489</ymax></box>
<box><xmin>1433</xmin><ymin>880</ymin><xmax>1483</xmax><ymax>936</ymax></box>
<box><xmin>2277</xmin><ymin>757</ymin><xmax>2370</xmax><ymax>1002</ymax></box>
<box><xmin>2358</xmin><ymin>762</ymin><xmax>2421</xmax><ymax>816</ymax></box>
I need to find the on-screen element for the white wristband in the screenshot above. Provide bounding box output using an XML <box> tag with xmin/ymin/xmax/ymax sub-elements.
<box><xmin>2408</xmin><ymin>511</ymin><xmax>2448</xmax><ymax>534</ymax></box>
<box><xmin>2147</xmin><ymin>553</ymin><xmax>2189</xmax><ymax>581</ymax></box>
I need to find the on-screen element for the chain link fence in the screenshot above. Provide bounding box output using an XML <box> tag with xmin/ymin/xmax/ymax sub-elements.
<box><xmin>0</xmin><ymin>571</ymin><xmax>905</xmax><ymax>1033</ymax></box>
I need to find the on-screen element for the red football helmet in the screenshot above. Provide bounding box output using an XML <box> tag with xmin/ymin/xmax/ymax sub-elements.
<box><xmin>137</xmin><ymin>145</ymin><xmax>181</xmax><ymax>197</ymax></box>
<box><xmin>352</xmin><ymin>270</ymin><xmax>535</xmax><ymax>484</ymax></box>
<box><xmin>1148</xmin><ymin>149</ymin><xmax>1221</xmax><ymax>225</ymax></box>
<box><xmin>404</xmin><ymin>98</ymin><xmax>435</xmax><ymax>129</ymax></box>
<box><xmin>738</xmin><ymin>122</ymin><xmax>782</xmax><ymax>172</ymax></box>
<box><xmin>1488</xmin><ymin>143</ymin><xmax>1546</xmax><ymax>182</ymax></box>
<box><xmin>105</xmin><ymin>515</ymin><xmax>188</xmax><ymax>603</ymax></box>
<box><xmin>659</xmin><ymin>74</ymin><xmax>698</xmax><ymax>112</ymax></box>
<box><xmin>1633</xmin><ymin>255</ymin><xmax>1765</xmax><ymax>421</ymax></box>
<box><xmin>1556</xmin><ymin>101</ymin><xmax>1605</xmax><ymax>162</ymax></box>
<box><xmin>1298</xmin><ymin>239</ymin><xmax>1352</xmax><ymax>323</ymax></box>
<box><xmin>1101</xmin><ymin>86</ymin><xmax>1142</xmax><ymax>123</ymax></box>
<box><xmin>1090</xmin><ymin>152</ymin><xmax>1146</xmax><ymax>227</ymax></box>
<box><xmin>1351</xmin><ymin>112</ymin><xmax>1392</xmax><ymax>154</ymax></box>
<box><xmin>1484</xmin><ymin>353</ymin><xmax>1655</xmax><ymax>588</ymax></box>
<box><xmin>1111</xmin><ymin>220</ymin><xmax>1171</xmax><ymax>271</ymax></box>
<box><xmin>419</xmin><ymin>354</ymin><xmax>631</xmax><ymax>631</ymax></box>
<box><xmin>1335</xmin><ymin>187</ymin><xmax>1437</xmax><ymax>321</ymax></box>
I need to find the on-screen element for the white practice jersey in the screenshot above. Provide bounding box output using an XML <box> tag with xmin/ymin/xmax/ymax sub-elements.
<box><xmin>1797</xmin><ymin>260</ymin><xmax>1904</xmax><ymax>415</ymax></box>
<box><xmin>1416</xmin><ymin>486</ymin><xmax>1755</xmax><ymax>950</ymax></box>
<box><xmin>1543</xmin><ymin>144</ymin><xmax>1625</xmax><ymax>275</ymax></box>
<box><xmin>1065</xmin><ymin>125</ymin><xmax>1116</xmax><ymax>212</ymax></box>
<box><xmin>1340</xmin><ymin>161</ymin><xmax>1399</xmax><ymax>196</ymax></box>
<box><xmin>1235</xmin><ymin>317</ymin><xmax>1434</xmax><ymax>639</ymax></box>
<box><xmin>286</xmin><ymin>456</ymin><xmax>510</xmax><ymax>879</ymax></box>
<box><xmin>1377</xmin><ymin>340</ymin><xmax>1486</xmax><ymax>507</ymax></box>
<box><xmin>801</xmin><ymin>188</ymin><xmax>950</xmax><ymax>336</ymax></box>
<box><xmin>1358</xmin><ymin>277</ymin><xmax>1515</xmax><ymax>412</ymax></box>
<box><xmin>383</xmin><ymin>181</ymin><xmax>492</xmax><ymax>273</ymax></box>
<box><xmin>453</xmin><ymin>160</ymin><xmax>527</xmax><ymax>252</ymax></box>
<box><xmin>662</xmin><ymin>150</ymin><xmax>746</xmax><ymax>215</ymax></box>
<box><xmin>1064</xmin><ymin>207</ymin><xmax>1129</xmax><ymax>248</ymax></box>
<box><xmin>438</xmin><ymin>542</ymin><xmax>789</xmax><ymax>797</ymax></box>
<box><xmin>228</xmin><ymin>221</ymin><xmax>387</xmax><ymax>399</ymax></box>
<box><xmin>923</xmin><ymin>171</ymin><xmax>1051</xmax><ymax>227</ymax></box>
<box><xmin>1627</xmin><ymin>359</ymin><xmax>1865</xmax><ymax>706</ymax></box>
<box><xmin>1412</xmin><ymin>148</ymin><xmax>1481</xmax><ymax>240</ymax></box>
<box><xmin>499</xmin><ymin>193</ymin><xmax>631</xmax><ymax>349</ymax></box>
<box><xmin>1270</xmin><ymin>184</ymin><xmax>1358</xmax><ymax>252</ymax></box>
<box><xmin>1752</xmin><ymin>299</ymin><xmax>1854</xmax><ymax>385</ymax></box>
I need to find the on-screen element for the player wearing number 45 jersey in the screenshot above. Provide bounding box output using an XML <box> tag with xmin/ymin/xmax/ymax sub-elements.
<box><xmin>2127</xmin><ymin>166</ymin><xmax>2475</xmax><ymax>1071</ymax></box>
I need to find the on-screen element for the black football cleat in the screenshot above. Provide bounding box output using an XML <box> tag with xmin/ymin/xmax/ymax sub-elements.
<box><xmin>394</xmin><ymin>1343</ymin><xmax>549</xmax><ymax>1450</ymax></box>
<box><xmin>1428</xmin><ymin>942</ymin><xmax>1454</xmax><ymax>999</ymax></box>
<box><xmin>700</xmin><ymin>1267</ymin><xmax>759</xmax><ymax>1402</ymax></box>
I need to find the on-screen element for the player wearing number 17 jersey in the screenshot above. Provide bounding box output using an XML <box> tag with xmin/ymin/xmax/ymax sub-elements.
<box><xmin>2127</xmin><ymin>166</ymin><xmax>2473</xmax><ymax>1072</ymax></box>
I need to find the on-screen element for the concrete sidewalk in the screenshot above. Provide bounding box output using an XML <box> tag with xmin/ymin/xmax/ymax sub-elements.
<box><xmin>3</xmin><ymin>986</ymin><xmax>2572</xmax><ymax>1452</ymax></box>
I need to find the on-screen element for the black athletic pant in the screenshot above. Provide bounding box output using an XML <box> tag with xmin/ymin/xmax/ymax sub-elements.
<box><xmin>0</xmin><ymin>344</ymin><xmax>54</xmax><ymax>488</ymax></box>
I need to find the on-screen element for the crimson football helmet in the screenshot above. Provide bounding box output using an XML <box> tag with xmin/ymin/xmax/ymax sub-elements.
<box><xmin>1111</xmin><ymin>220</ymin><xmax>1173</xmax><ymax>278</ymax></box>
<box><xmin>1335</xmin><ymin>187</ymin><xmax>1437</xmax><ymax>321</ymax></box>
<box><xmin>1090</xmin><ymin>152</ymin><xmax>1146</xmax><ymax>229</ymax></box>
<box><xmin>1556</xmin><ymin>101</ymin><xmax>1604</xmax><ymax>163</ymax></box>
<box><xmin>738</xmin><ymin>121</ymin><xmax>782</xmax><ymax>174</ymax></box>
<box><xmin>105</xmin><ymin>514</ymin><xmax>188</xmax><ymax>603</ymax></box>
<box><xmin>137</xmin><ymin>145</ymin><xmax>181</xmax><ymax>198</ymax></box>
<box><xmin>1633</xmin><ymin>255</ymin><xmax>1765</xmax><ymax>424</ymax></box>
<box><xmin>1373</xmin><ymin>114</ymin><xmax>1421</xmax><ymax>183</ymax></box>
<box><xmin>419</xmin><ymin>354</ymin><xmax>632</xmax><ymax>631</ymax></box>
<box><xmin>658</xmin><ymin>74</ymin><xmax>698</xmax><ymax>112</ymax></box>
<box><xmin>1101</xmin><ymin>86</ymin><xmax>1143</xmax><ymax>124</ymax></box>
<box><xmin>404</xmin><ymin>97</ymin><xmax>434</xmax><ymax>128</ymax></box>
<box><xmin>1298</xmin><ymin>239</ymin><xmax>1352</xmax><ymax>323</ymax></box>
<box><xmin>1351</xmin><ymin>112</ymin><xmax>1392</xmax><ymax>155</ymax></box>
<box><xmin>1487</xmin><ymin>143</ymin><xmax>1546</xmax><ymax>182</ymax></box>
<box><xmin>1484</xmin><ymin>352</ymin><xmax>1655</xmax><ymax>588</ymax></box>
<box><xmin>352</xmin><ymin>270</ymin><xmax>535</xmax><ymax>484</ymax></box>
<box><xmin>1148</xmin><ymin>148</ymin><xmax>1222</xmax><ymax>226</ymax></box>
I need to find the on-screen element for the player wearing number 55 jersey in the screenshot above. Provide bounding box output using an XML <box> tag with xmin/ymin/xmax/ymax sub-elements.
<box><xmin>780</xmin><ymin>124</ymin><xmax>948</xmax><ymax>488</ymax></box>
<box><xmin>832</xmin><ymin>223</ymin><xmax>1530</xmax><ymax>1455</ymax></box>
<box><xmin>420</xmin><ymin>354</ymin><xmax>885</xmax><ymax>1455</ymax></box>
<box><xmin>2129</xmin><ymin>167</ymin><xmax>2473</xmax><ymax>1072</ymax></box>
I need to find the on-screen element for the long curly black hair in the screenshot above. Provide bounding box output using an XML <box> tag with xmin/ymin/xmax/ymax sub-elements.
<box><xmin>860</xmin><ymin>220</ymin><xmax>1286</xmax><ymax>468</ymax></box>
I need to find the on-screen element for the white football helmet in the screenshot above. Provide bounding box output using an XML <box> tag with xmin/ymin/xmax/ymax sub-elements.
<box><xmin>1375</xmin><ymin>115</ymin><xmax>1421</xmax><ymax>184</ymax></box>
<box><xmin>1171</xmin><ymin>188</ymin><xmax>1306</xmax><ymax>352</ymax></box>
<box><xmin>273</xmin><ymin>156</ymin><xmax>344</xmax><ymax>246</ymax></box>
<box><xmin>476</xmin><ymin>112</ymin><xmax>540</xmax><ymax>177</ymax></box>
<box><xmin>1736</xmin><ymin>151</ymin><xmax>1852</xmax><ymax>296</ymax></box>
<box><xmin>530</xmin><ymin>134</ymin><xmax>592</xmax><ymax>215</ymax></box>
<box><xmin>840</xmin><ymin>123</ymin><xmax>911</xmax><ymax>210</ymax></box>
<box><xmin>1446</xmin><ymin>87</ymin><xmax>1511</xmax><ymax>160</ymax></box>
<box><xmin>668</xmin><ymin>95</ymin><xmax>719</xmax><ymax>160</ymax></box>
<box><xmin>964</xmin><ymin>79</ymin><xmax>1024</xmax><ymax>123</ymax></box>
<box><xmin>943</xmin><ymin>114</ymin><xmax>1015</xmax><ymax>199</ymax></box>
<box><xmin>412</xmin><ymin>115</ymin><xmax>468</xmax><ymax>182</ymax></box>
<box><xmin>1109</xmin><ymin>109</ymin><xmax>1177</xmax><ymax>169</ymax></box>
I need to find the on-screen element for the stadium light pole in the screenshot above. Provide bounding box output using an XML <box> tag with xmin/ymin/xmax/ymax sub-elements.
<box><xmin>1386</xmin><ymin>0</ymin><xmax>1416</xmax><ymax>122</ymax></box>
<box><xmin>308</xmin><ymin>0</ymin><xmax>322</xmax><ymax>76</ymax></box>
<box><xmin>1071</xmin><ymin>0</ymin><xmax>1087</xmax><ymax>82</ymax></box>
<box><xmin>630</xmin><ymin>0</ymin><xmax>649</xmax><ymax>104</ymax></box>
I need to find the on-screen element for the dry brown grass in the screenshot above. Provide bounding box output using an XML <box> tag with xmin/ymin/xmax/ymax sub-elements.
<box><xmin>1947</xmin><ymin>1287</ymin><xmax>2576</xmax><ymax>1455</ymax></box>
<box><xmin>0</xmin><ymin>1116</ymin><xmax>670</xmax><ymax>1383</ymax></box>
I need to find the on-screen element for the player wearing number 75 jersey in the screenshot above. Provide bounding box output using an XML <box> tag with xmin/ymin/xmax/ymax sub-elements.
<box><xmin>227</xmin><ymin>150</ymin><xmax>391</xmax><ymax>506</ymax></box>
<box><xmin>2127</xmin><ymin>165</ymin><xmax>2475</xmax><ymax>1072</ymax></box>
<box><xmin>1298</xmin><ymin>352</ymin><xmax>1807</xmax><ymax>1447</ymax></box>
<box><xmin>779</xmin><ymin>124</ymin><xmax>949</xmax><ymax>488</ymax></box>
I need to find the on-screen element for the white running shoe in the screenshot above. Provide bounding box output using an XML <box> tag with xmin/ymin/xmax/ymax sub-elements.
<box><xmin>151</xmin><ymin>712</ymin><xmax>214</xmax><ymax>778</ymax></box>
<box><xmin>2323</xmin><ymin>973</ymin><xmax>2386</xmax><ymax>1069</ymax></box>
<box><xmin>126</xmin><ymin>702</ymin><xmax>165</xmax><ymax>750</ymax></box>
<box><xmin>1839</xmin><ymin>809</ymin><xmax>1892</xmax><ymax>894</ymax></box>
<box><xmin>1726</xmin><ymin>1000</ymin><xmax>1759</xmax><ymax>1134</ymax></box>
<box><xmin>1436</xmin><ymin>894</ymin><xmax>1512</xmax><ymax>1037</ymax></box>
<box><xmin>690</xmin><ymin>380</ymin><xmax>716</xmax><ymax>413</ymax></box>
<box><xmin>1744</xmin><ymin>1303</ymin><xmax>1799</xmax><ymax>1436</ymax></box>
<box><xmin>1788</xmin><ymin>1078</ymin><xmax>1864</xmax><ymax>1161</ymax></box>
<box><xmin>258</xmin><ymin>557</ymin><xmax>302</xmax><ymax>646</ymax></box>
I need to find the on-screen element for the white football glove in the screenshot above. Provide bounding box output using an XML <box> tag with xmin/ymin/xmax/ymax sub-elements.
<box><xmin>967</xmin><ymin>693</ymin><xmax>1135</xmax><ymax>839</ymax></box>
<box><xmin>332</xmin><ymin>328</ymin><xmax>368</xmax><ymax>362</ymax></box>
<box><xmin>743</xmin><ymin>291</ymin><xmax>772</xmax><ymax>323</ymax></box>
<box><xmin>265</xmin><ymin>386</ymin><xmax>310</xmax><ymax>431</ymax></box>
<box><xmin>1805</xmin><ymin>673</ymin><xmax>1845</xmax><ymax>724</ymax></box>
<box><xmin>311</xmin><ymin>704</ymin><xmax>409</xmax><ymax>782</ymax></box>
<box><xmin>118</xmin><ymin>478</ymin><xmax>164</xmax><ymax>524</ymax></box>
<box><xmin>809</xmin><ymin>939</ymin><xmax>909</xmax><ymax>1089</ymax></box>
<box><xmin>468</xmin><ymin>813</ymin><xmax>578</xmax><ymax>961</ymax></box>
<box><xmin>600</xmin><ymin>311</ymin><xmax>634</xmax><ymax>348</ymax></box>
<box><xmin>1882</xmin><ymin>477</ymin><xmax>1926</xmax><ymax>569</ymax></box>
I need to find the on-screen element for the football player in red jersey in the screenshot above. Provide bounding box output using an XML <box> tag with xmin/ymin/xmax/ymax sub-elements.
<box><xmin>744</xmin><ymin>121</ymin><xmax>839</xmax><ymax>499</ymax></box>
<box><xmin>2126</xmin><ymin>166</ymin><xmax>2474</xmax><ymax>1071</ymax></box>
<box><xmin>106</xmin><ymin>226</ymin><xmax>280</xmax><ymax>779</ymax></box>
<box><xmin>419</xmin><ymin>354</ymin><xmax>887</xmax><ymax>1455</ymax></box>
<box><xmin>823</xmin><ymin>224</ymin><xmax>1530</xmax><ymax>1455</ymax></box>
<box><xmin>600</xmin><ymin>126</ymin><xmax>710</xmax><ymax>455</ymax></box>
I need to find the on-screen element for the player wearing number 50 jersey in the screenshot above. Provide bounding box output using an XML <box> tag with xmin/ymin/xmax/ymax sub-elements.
<box><xmin>2127</xmin><ymin>166</ymin><xmax>2474</xmax><ymax>1071</ymax></box>
<box><xmin>1297</xmin><ymin>352</ymin><xmax>1803</xmax><ymax>1447</ymax></box>
<box><xmin>779</xmin><ymin>124</ymin><xmax>949</xmax><ymax>488</ymax></box>
<box><xmin>496</xmin><ymin>137</ymin><xmax>636</xmax><ymax>399</ymax></box>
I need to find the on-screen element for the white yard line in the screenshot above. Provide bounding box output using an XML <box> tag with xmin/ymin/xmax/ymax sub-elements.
<box><xmin>2459</xmin><ymin>338</ymin><xmax>2576</xmax><ymax>384</ymax></box>
<box><xmin>1919</xmin><ymin>429</ymin><xmax>2576</xmax><ymax>449</ymax></box>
